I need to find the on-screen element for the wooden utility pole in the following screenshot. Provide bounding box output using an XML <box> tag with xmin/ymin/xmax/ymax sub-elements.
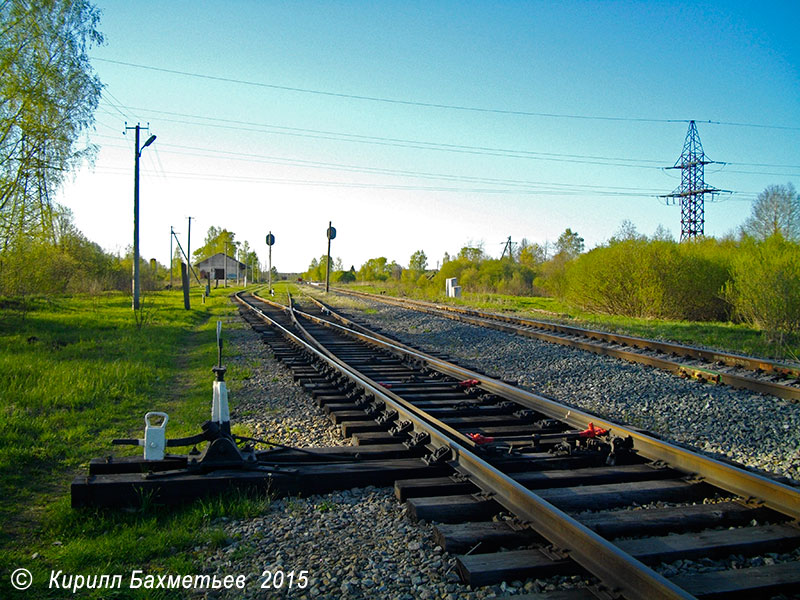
<box><xmin>126</xmin><ymin>122</ymin><xmax>155</xmax><ymax>310</ymax></box>
<box><xmin>181</xmin><ymin>262</ymin><xmax>190</xmax><ymax>309</ymax></box>
<box><xmin>169</xmin><ymin>226</ymin><xmax>173</xmax><ymax>290</ymax></box>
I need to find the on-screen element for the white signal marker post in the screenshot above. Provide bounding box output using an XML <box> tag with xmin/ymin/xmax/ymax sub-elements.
<box><xmin>211</xmin><ymin>321</ymin><xmax>230</xmax><ymax>433</ymax></box>
<box><xmin>265</xmin><ymin>232</ymin><xmax>275</xmax><ymax>294</ymax></box>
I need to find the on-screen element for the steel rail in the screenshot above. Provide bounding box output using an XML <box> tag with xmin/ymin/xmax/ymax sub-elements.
<box><xmin>237</xmin><ymin>291</ymin><xmax>696</xmax><ymax>599</ymax></box>
<box><xmin>283</xmin><ymin>292</ymin><xmax>482</xmax><ymax>450</ymax></box>
<box><xmin>329</xmin><ymin>286</ymin><xmax>800</xmax><ymax>402</ymax></box>
<box><xmin>330</xmin><ymin>287</ymin><xmax>800</xmax><ymax>376</ymax></box>
<box><xmin>295</xmin><ymin>292</ymin><xmax>800</xmax><ymax>522</ymax></box>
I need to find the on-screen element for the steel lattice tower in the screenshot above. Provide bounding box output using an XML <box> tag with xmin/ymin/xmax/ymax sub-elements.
<box><xmin>662</xmin><ymin>121</ymin><xmax>719</xmax><ymax>241</ymax></box>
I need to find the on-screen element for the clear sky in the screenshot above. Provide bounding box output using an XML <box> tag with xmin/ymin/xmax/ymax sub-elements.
<box><xmin>56</xmin><ymin>0</ymin><xmax>800</xmax><ymax>273</ymax></box>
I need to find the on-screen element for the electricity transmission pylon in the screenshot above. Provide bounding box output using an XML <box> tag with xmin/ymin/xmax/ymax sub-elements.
<box><xmin>500</xmin><ymin>236</ymin><xmax>517</xmax><ymax>260</ymax></box>
<box><xmin>661</xmin><ymin>120</ymin><xmax>722</xmax><ymax>241</ymax></box>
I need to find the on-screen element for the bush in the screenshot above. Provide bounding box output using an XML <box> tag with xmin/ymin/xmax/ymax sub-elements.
<box><xmin>429</xmin><ymin>257</ymin><xmax>537</xmax><ymax>296</ymax></box>
<box><xmin>725</xmin><ymin>235</ymin><xmax>800</xmax><ymax>342</ymax></box>
<box><xmin>0</xmin><ymin>234</ymin><xmax>137</xmax><ymax>297</ymax></box>
<box><xmin>559</xmin><ymin>238</ymin><xmax>731</xmax><ymax>321</ymax></box>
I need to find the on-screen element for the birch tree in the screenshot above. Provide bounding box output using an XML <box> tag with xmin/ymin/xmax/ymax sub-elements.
<box><xmin>0</xmin><ymin>0</ymin><xmax>103</xmax><ymax>247</ymax></box>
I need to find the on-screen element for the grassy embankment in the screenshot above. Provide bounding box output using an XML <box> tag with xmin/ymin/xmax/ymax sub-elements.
<box><xmin>335</xmin><ymin>282</ymin><xmax>799</xmax><ymax>361</ymax></box>
<box><xmin>0</xmin><ymin>289</ymin><xmax>271</xmax><ymax>600</ymax></box>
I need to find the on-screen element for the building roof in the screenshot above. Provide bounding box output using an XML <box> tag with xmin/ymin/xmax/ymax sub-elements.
<box><xmin>194</xmin><ymin>252</ymin><xmax>246</xmax><ymax>269</ymax></box>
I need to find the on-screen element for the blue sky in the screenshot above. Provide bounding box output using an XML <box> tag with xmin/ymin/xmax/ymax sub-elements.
<box><xmin>56</xmin><ymin>0</ymin><xmax>800</xmax><ymax>272</ymax></box>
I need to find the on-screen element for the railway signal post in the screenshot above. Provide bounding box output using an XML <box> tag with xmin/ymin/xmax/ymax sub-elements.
<box><xmin>266</xmin><ymin>231</ymin><xmax>275</xmax><ymax>294</ymax></box>
<box><xmin>325</xmin><ymin>222</ymin><xmax>336</xmax><ymax>293</ymax></box>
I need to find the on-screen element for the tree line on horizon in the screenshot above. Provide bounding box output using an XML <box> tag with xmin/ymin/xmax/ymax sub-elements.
<box><xmin>306</xmin><ymin>184</ymin><xmax>800</xmax><ymax>343</ymax></box>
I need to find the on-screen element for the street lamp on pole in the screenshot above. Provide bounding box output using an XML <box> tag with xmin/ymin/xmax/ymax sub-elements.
<box><xmin>127</xmin><ymin>122</ymin><xmax>156</xmax><ymax>310</ymax></box>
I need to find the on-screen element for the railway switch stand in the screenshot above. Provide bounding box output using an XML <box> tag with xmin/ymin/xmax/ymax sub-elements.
<box><xmin>73</xmin><ymin>322</ymin><xmax>302</xmax><ymax>507</ymax></box>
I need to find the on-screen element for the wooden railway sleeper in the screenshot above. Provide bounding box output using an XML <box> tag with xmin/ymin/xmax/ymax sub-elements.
<box><xmin>346</xmin><ymin>389</ymin><xmax>364</xmax><ymax>401</ymax></box>
<box><xmin>472</xmin><ymin>490</ymin><xmax>496</xmax><ymax>502</ymax></box>
<box><xmin>363</xmin><ymin>403</ymin><xmax>383</xmax><ymax>418</ymax></box>
<box><xmin>354</xmin><ymin>393</ymin><xmax>375</xmax><ymax>407</ymax></box>
<box><xmin>540</xmin><ymin>544</ymin><xmax>571</xmax><ymax>562</ymax></box>
<box><xmin>607</xmin><ymin>435</ymin><xmax>639</xmax><ymax>466</ymax></box>
<box><xmin>547</xmin><ymin>436</ymin><xmax>615</xmax><ymax>462</ymax></box>
<box><xmin>513</xmin><ymin>409</ymin><xmax>537</xmax><ymax>421</ymax></box>
<box><xmin>424</xmin><ymin>446</ymin><xmax>452</xmax><ymax>465</ymax></box>
<box><xmin>404</xmin><ymin>431</ymin><xmax>431</xmax><ymax>449</ymax></box>
<box><xmin>389</xmin><ymin>420</ymin><xmax>413</xmax><ymax>436</ymax></box>
<box><xmin>375</xmin><ymin>409</ymin><xmax>399</xmax><ymax>426</ymax></box>
<box><xmin>586</xmin><ymin>583</ymin><xmax>624</xmax><ymax>600</ymax></box>
<box><xmin>535</xmin><ymin>418</ymin><xmax>563</xmax><ymax>431</ymax></box>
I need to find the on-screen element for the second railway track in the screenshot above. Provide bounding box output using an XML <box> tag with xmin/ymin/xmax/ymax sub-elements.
<box><xmin>327</xmin><ymin>286</ymin><xmax>800</xmax><ymax>402</ymax></box>
<box><xmin>235</xmin><ymin>289</ymin><xmax>800</xmax><ymax>600</ymax></box>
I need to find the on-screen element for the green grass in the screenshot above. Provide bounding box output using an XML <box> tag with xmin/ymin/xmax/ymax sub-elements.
<box><xmin>334</xmin><ymin>282</ymin><xmax>799</xmax><ymax>361</ymax></box>
<box><xmin>0</xmin><ymin>288</ymin><xmax>272</xmax><ymax>599</ymax></box>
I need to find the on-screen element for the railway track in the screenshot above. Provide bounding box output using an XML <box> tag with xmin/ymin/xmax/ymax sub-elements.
<box><xmin>325</xmin><ymin>286</ymin><xmax>800</xmax><ymax>402</ymax></box>
<box><xmin>234</xmin><ymin>288</ymin><xmax>800</xmax><ymax>600</ymax></box>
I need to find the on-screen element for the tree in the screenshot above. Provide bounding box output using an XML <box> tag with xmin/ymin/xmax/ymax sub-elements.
<box><xmin>0</xmin><ymin>203</ymin><xmax>131</xmax><ymax>296</ymax></box>
<box><xmin>338</xmin><ymin>267</ymin><xmax>356</xmax><ymax>283</ymax></box>
<box><xmin>238</xmin><ymin>240</ymin><xmax>260</xmax><ymax>282</ymax></box>
<box><xmin>358</xmin><ymin>257</ymin><xmax>391</xmax><ymax>281</ymax></box>
<box><xmin>741</xmin><ymin>183</ymin><xmax>800</xmax><ymax>242</ymax></box>
<box><xmin>0</xmin><ymin>0</ymin><xmax>104</xmax><ymax>247</ymax></box>
<box><xmin>652</xmin><ymin>224</ymin><xmax>674</xmax><ymax>242</ymax></box>
<box><xmin>192</xmin><ymin>227</ymin><xmax>236</xmax><ymax>262</ymax></box>
<box><xmin>555</xmin><ymin>228</ymin><xmax>584</xmax><ymax>259</ymax></box>
<box><xmin>305</xmin><ymin>257</ymin><xmax>319</xmax><ymax>280</ymax></box>
<box><xmin>303</xmin><ymin>255</ymin><xmax>343</xmax><ymax>281</ymax></box>
<box><xmin>519</xmin><ymin>241</ymin><xmax>548</xmax><ymax>266</ymax></box>
<box><xmin>457</xmin><ymin>246</ymin><xmax>485</xmax><ymax>262</ymax></box>
<box><xmin>609</xmin><ymin>220</ymin><xmax>641</xmax><ymax>244</ymax></box>
<box><xmin>408</xmin><ymin>250</ymin><xmax>427</xmax><ymax>273</ymax></box>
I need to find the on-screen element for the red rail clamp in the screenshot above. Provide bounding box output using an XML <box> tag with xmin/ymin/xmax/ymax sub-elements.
<box><xmin>579</xmin><ymin>423</ymin><xmax>608</xmax><ymax>438</ymax></box>
<box><xmin>466</xmin><ymin>433</ymin><xmax>495</xmax><ymax>444</ymax></box>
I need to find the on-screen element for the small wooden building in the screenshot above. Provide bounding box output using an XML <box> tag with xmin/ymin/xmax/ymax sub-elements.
<box><xmin>195</xmin><ymin>253</ymin><xmax>246</xmax><ymax>285</ymax></box>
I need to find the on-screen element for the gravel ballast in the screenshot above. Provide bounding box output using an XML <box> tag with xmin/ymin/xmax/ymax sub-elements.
<box><xmin>314</xmin><ymin>293</ymin><xmax>800</xmax><ymax>485</ymax></box>
<box><xmin>203</xmin><ymin>297</ymin><xmax>800</xmax><ymax>599</ymax></box>
<box><xmin>211</xmin><ymin>312</ymin><xmax>574</xmax><ymax>599</ymax></box>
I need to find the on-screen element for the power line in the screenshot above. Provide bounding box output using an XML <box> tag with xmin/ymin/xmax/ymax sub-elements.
<box><xmin>715</xmin><ymin>167</ymin><xmax>800</xmax><ymax>177</ymax></box>
<box><xmin>90</xmin><ymin>137</ymin><xmax>670</xmax><ymax>194</ymax></box>
<box><xmin>93</xmin><ymin>58</ymin><xmax>692</xmax><ymax>124</ymax></box>
<box><xmin>699</xmin><ymin>119</ymin><xmax>800</xmax><ymax>132</ymax></box>
<box><xmin>100</xmin><ymin>89</ymin><xmax>139</xmax><ymax>121</ymax></box>
<box><xmin>97</xmin><ymin>102</ymin><xmax>671</xmax><ymax>169</ymax></box>
<box><xmin>92</xmin><ymin>58</ymin><xmax>800</xmax><ymax>131</ymax></box>
<box><xmin>87</xmin><ymin>161</ymin><xmax>727</xmax><ymax>200</ymax></box>
<box><xmin>98</xmin><ymin>104</ymin><xmax>800</xmax><ymax>174</ymax></box>
<box><xmin>92</xmin><ymin>136</ymin><xmax>762</xmax><ymax>199</ymax></box>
